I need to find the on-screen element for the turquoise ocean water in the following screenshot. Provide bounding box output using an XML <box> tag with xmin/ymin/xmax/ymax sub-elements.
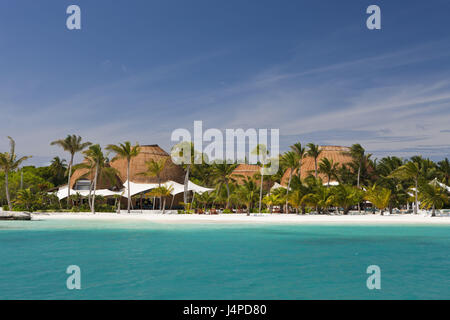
<box><xmin>0</xmin><ymin>219</ymin><xmax>449</xmax><ymax>300</ymax></box>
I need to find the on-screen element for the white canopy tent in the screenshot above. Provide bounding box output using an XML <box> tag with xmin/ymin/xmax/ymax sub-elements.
<box><xmin>121</xmin><ymin>180</ymin><xmax>213</xmax><ymax>198</ymax></box>
<box><xmin>187</xmin><ymin>181</ymin><xmax>214</xmax><ymax>194</ymax></box>
<box><xmin>53</xmin><ymin>187</ymin><xmax>124</xmax><ymax>200</ymax></box>
<box><xmin>52</xmin><ymin>180</ymin><xmax>213</xmax><ymax>200</ymax></box>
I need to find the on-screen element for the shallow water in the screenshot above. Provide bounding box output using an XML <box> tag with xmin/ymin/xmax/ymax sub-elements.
<box><xmin>0</xmin><ymin>219</ymin><xmax>449</xmax><ymax>299</ymax></box>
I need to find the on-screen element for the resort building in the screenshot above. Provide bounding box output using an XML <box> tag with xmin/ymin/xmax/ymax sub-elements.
<box><xmin>67</xmin><ymin>145</ymin><xmax>194</xmax><ymax>209</ymax></box>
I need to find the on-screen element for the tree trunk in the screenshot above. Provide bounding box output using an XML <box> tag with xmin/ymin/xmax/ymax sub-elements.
<box><xmin>414</xmin><ymin>178</ymin><xmax>418</xmax><ymax>214</ymax></box>
<box><xmin>88</xmin><ymin>181</ymin><xmax>93</xmax><ymax>211</ymax></box>
<box><xmin>191</xmin><ymin>192</ymin><xmax>196</xmax><ymax>209</ymax></box>
<box><xmin>432</xmin><ymin>204</ymin><xmax>435</xmax><ymax>217</ymax></box>
<box><xmin>314</xmin><ymin>158</ymin><xmax>318</xmax><ymax>178</ymax></box>
<box><xmin>357</xmin><ymin>164</ymin><xmax>361</xmax><ymax>214</ymax></box>
<box><xmin>259</xmin><ymin>173</ymin><xmax>264</xmax><ymax>213</ymax></box>
<box><xmin>162</xmin><ymin>198</ymin><xmax>166</xmax><ymax>214</ymax></box>
<box><xmin>91</xmin><ymin>164</ymin><xmax>98</xmax><ymax>214</ymax></box>
<box><xmin>285</xmin><ymin>169</ymin><xmax>293</xmax><ymax>214</ymax></box>
<box><xmin>298</xmin><ymin>158</ymin><xmax>302</xmax><ymax>179</ymax></box>
<box><xmin>170</xmin><ymin>195</ymin><xmax>175</xmax><ymax>209</ymax></box>
<box><xmin>5</xmin><ymin>171</ymin><xmax>11</xmax><ymax>211</ymax></box>
<box><xmin>212</xmin><ymin>184</ymin><xmax>222</xmax><ymax>207</ymax></box>
<box><xmin>184</xmin><ymin>165</ymin><xmax>190</xmax><ymax>205</ymax></box>
<box><xmin>127</xmin><ymin>161</ymin><xmax>131</xmax><ymax>213</ymax></box>
<box><xmin>225</xmin><ymin>181</ymin><xmax>230</xmax><ymax>209</ymax></box>
<box><xmin>67</xmin><ymin>154</ymin><xmax>74</xmax><ymax>206</ymax></box>
<box><xmin>158</xmin><ymin>177</ymin><xmax>162</xmax><ymax>210</ymax></box>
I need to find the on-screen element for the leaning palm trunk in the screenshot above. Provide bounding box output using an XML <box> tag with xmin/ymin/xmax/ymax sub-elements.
<box><xmin>158</xmin><ymin>178</ymin><xmax>162</xmax><ymax>210</ymax></box>
<box><xmin>127</xmin><ymin>161</ymin><xmax>131</xmax><ymax>213</ymax></box>
<box><xmin>5</xmin><ymin>172</ymin><xmax>11</xmax><ymax>211</ymax></box>
<box><xmin>225</xmin><ymin>181</ymin><xmax>230</xmax><ymax>209</ymax></box>
<box><xmin>170</xmin><ymin>195</ymin><xmax>175</xmax><ymax>209</ymax></box>
<box><xmin>88</xmin><ymin>181</ymin><xmax>93</xmax><ymax>211</ymax></box>
<box><xmin>432</xmin><ymin>204</ymin><xmax>436</xmax><ymax>217</ymax></box>
<box><xmin>285</xmin><ymin>169</ymin><xmax>293</xmax><ymax>213</ymax></box>
<box><xmin>314</xmin><ymin>159</ymin><xmax>318</xmax><ymax>178</ymax></box>
<box><xmin>91</xmin><ymin>164</ymin><xmax>98</xmax><ymax>214</ymax></box>
<box><xmin>414</xmin><ymin>179</ymin><xmax>418</xmax><ymax>214</ymax></box>
<box><xmin>357</xmin><ymin>163</ymin><xmax>361</xmax><ymax>213</ymax></box>
<box><xmin>162</xmin><ymin>198</ymin><xmax>167</xmax><ymax>214</ymax></box>
<box><xmin>259</xmin><ymin>174</ymin><xmax>264</xmax><ymax>213</ymax></box>
<box><xmin>184</xmin><ymin>165</ymin><xmax>190</xmax><ymax>205</ymax></box>
<box><xmin>67</xmin><ymin>154</ymin><xmax>74</xmax><ymax>206</ymax></box>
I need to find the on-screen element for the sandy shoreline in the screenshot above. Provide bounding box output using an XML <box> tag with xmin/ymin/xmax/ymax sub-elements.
<box><xmin>28</xmin><ymin>212</ymin><xmax>450</xmax><ymax>225</ymax></box>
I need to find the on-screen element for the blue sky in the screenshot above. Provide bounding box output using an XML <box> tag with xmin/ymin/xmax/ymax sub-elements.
<box><xmin>1</xmin><ymin>0</ymin><xmax>450</xmax><ymax>165</ymax></box>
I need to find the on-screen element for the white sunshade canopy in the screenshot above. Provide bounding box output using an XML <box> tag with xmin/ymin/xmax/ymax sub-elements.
<box><xmin>187</xmin><ymin>181</ymin><xmax>214</xmax><ymax>195</ymax></box>
<box><xmin>122</xmin><ymin>180</ymin><xmax>214</xmax><ymax>198</ymax></box>
<box><xmin>52</xmin><ymin>186</ymin><xmax>123</xmax><ymax>200</ymax></box>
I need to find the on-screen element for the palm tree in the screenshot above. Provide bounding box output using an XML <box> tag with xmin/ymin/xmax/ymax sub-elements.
<box><xmin>290</xmin><ymin>142</ymin><xmax>306</xmax><ymax>179</ymax></box>
<box><xmin>419</xmin><ymin>183</ymin><xmax>448</xmax><ymax>217</ymax></box>
<box><xmin>211</xmin><ymin>163</ymin><xmax>238</xmax><ymax>209</ymax></box>
<box><xmin>344</xmin><ymin>144</ymin><xmax>367</xmax><ymax>213</ymax></box>
<box><xmin>437</xmin><ymin>158</ymin><xmax>450</xmax><ymax>185</ymax></box>
<box><xmin>236</xmin><ymin>177</ymin><xmax>259</xmax><ymax>215</ymax></box>
<box><xmin>390</xmin><ymin>161</ymin><xmax>421</xmax><ymax>214</ymax></box>
<box><xmin>14</xmin><ymin>188</ymin><xmax>38</xmax><ymax>212</ymax></box>
<box><xmin>0</xmin><ymin>137</ymin><xmax>31</xmax><ymax>210</ymax></box>
<box><xmin>364</xmin><ymin>185</ymin><xmax>392</xmax><ymax>215</ymax></box>
<box><xmin>50</xmin><ymin>135</ymin><xmax>91</xmax><ymax>204</ymax></box>
<box><xmin>171</xmin><ymin>141</ymin><xmax>202</xmax><ymax>206</ymax></box>
<box><xmin>306</xmin><ymin>143</ymin><xmax>322</xmax><ymax>178</ymax></box>
<box><xmin>49</xmin><ymin>156</ymin><xmax>67</xmax><ymax>186</ymax></box>
<box><xmin>196</xmin><ymin>191</ymin><xmax>215</xmax><ymax>211</ymax></box>
<box><xmin>106</xmin><ymin>142</ymin><xmax>141</xmax><ymax>213</ymax></box>
<box><xmin>327</xmin><ymin>184</ymin><xmax>363</xmax><ymax>215</ymax></box>
<box><xmin>263</xmin><ymin>193</ymin><xmax>281</xmax><ymax>213</ymax></box>
<box><xmin>300</xmin><ymin>179</ymin><xmax>330</xmax><ymax>214</ymax></box>
<box><xmin>346</xmin><ymin>144</ymin><xmax>365</xmax><ymax>187</ymax></box>
<box><xmin>78</xmin><ymin>144</ymin><xmax>117</xmax><ymax>214</ymax></box>
<box><xmin>138</xmin><ymin>158</ymin><xmax>167</xmax><ymax>209</ymax></box>
<box><xmin>252</xmin><ymin>144</ymin><xmax>269</xmax><ymax>213</ymax></box>
<box><xmin>318</xmin><ymin>158</ymin><xmax>339</xmax><ymax>186</ymax></box>
<box><xmin>281</xmin><ymin>151</ymin><xmax>300</xmax><ymax>213</ymax></box>
<box><xmin>288</xmin><ymin>189</ymin><xmax>304</xmax><ymax>214</ymax></box>
<box><xmin>147</xmin><ymin>186</ymin><xmax>173</xmax><ymax>214</ymax></box>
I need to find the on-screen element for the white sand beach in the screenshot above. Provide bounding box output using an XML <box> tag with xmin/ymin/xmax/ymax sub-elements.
<box><xmin>29</xmin><ymin>212</ymin><xmax>450</xmax><ymax>225</ymax></box>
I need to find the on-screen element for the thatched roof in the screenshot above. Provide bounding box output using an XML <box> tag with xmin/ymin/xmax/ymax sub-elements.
<box><xmin>281</xmin><ymin>145</ymin><xmax>353</xmax><ymax>185</ymax></box>
<box><xmin>232</xmin><ymin>164</ymin><xmax>261</xmax><ymax>182</ymax></box>
<box><xmin>70</xmin><ymin>145</ymin><xmax>185</xmax><ymax>188</ymax></box>
<box><xmin>231</xmin><ymin>164</ymin><xmax>273</xmax><ymax>189</ymax></box>
<box><xmin>69</xmin><ymin>161</ymin><xmax>122</xmax><ymax>190</ymax></box>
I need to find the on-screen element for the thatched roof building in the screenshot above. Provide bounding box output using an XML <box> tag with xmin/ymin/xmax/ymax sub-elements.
<box><xmin>231</xmin><ymin>164</ymin><xmax>273</xmax><ymax>189</ymax></box>
<box><xmin>70</xmin><ymin>145</ymin><xmax>185</xmax><ymax>189</ymax></box>
<box><xmin>281</xmin><ymin>145</ymin><xmax>353</xmax><ymax>185</ymax></box>
<box><xmin>231</xmin><ymin>164</ymin><xmax>261</xmax><ymax>182</ymax></box>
